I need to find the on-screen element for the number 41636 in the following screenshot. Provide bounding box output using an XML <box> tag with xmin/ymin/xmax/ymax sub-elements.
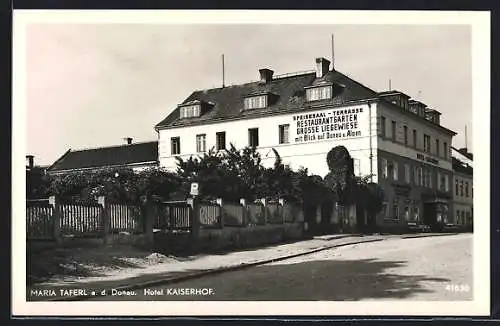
<box><xmin>445</xmin><ymin>284</ymin><xmax>470</xmax><ymax>292</ymax></box>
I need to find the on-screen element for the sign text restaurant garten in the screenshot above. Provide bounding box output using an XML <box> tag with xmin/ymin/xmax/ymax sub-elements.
<box><xmin>292</xmin><ymin>106</ymin><xmax>366</xmax><ymax>143</ymax></box>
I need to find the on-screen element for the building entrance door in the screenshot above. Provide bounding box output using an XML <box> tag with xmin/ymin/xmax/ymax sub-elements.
<box><xmin>423</xmin><ymin>201</ymin><xmax>448</xmax><ymax>232</ymax></box>
<box><xmin>423</xmin><ymin>202</ymin><xmax>437</xmax><ymax>231</ymax></box>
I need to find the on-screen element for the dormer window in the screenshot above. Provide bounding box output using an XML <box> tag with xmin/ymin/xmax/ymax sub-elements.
<box><xmin>378</xmin><ymin>91</ymin><xmax>410</xmax><ymax>110</ymax></box>
<box><xmin>179</xmin><ymin>103</ymin><xmax>201</xmax><ymax>119</ymax></box>
<box><xmin>306</xmin><ymin>85</ymin><xmax>332</xmax><ymax>102</ymax></box>
<box><xmin>244</xmin><ymin>95</ymin><xmax>267</xmax><ymax>110</ymax></box>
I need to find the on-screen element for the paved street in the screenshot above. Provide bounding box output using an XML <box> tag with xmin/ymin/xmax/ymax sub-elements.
<box><xmin>89</xmin><ymin>233</ymin><xmax>472</xmax><ymax>301</ymax></box>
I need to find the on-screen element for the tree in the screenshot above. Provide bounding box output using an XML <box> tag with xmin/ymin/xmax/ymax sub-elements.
<box><xmin>324</xmin><ymin>146</ymin><xmax>355</xmax><ymax>205</ymax></box>
<box><xmin>44</xmin><ymin>167</ymin><xmax>181</xmax><ymax>204</ymax></box>
<box><xmin>353</xmin><ymin>175</ymin><xmax>384</xmax><ymax>218</ymax></box>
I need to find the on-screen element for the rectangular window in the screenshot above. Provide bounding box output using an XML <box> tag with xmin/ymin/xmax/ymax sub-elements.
<box><xmin>413</xmin><ymin>129</ymin><xmax>417</xmax><ymax>148</ymax></box>
<box><xmin>456</xmin><ymin>210</ymin><xmax>460</xmax><ymax>224</ymax></box>
<box><xmin>306</xmin><ymin>85</ymin><xmax>332</xmax><ymax>101</ymax></box>
<box><xmin>428</xmin><ymin>169</ymin><xmax>433</xmax><ymax>189</ymax></box>
<box><xmin>279</xmin><ymin>124</ymin><xmax>289</xmax><ymax>144</ymax></box>
<box><xmin>244</xmin><ymin>95</ymin><xmax>267</xmax><ymax>110</ymax></box>
<box><xmin>413</xmin><ymin>202</ymin><xmax>420</xmax><ymax>222</ymax></box>
<box><xmin>465</xmin><ymin>182</ymin><xmax>469</xmax><ymax>197</ymax></box>
<box><xmin>404</xmin><ymin>204</ymin><xmax>410</xmax><ymax>222</ymax></box>
<box><xmin>403</xmin><ymin>126</ymin><xmax>408</xmax><ymax>145</ymax></box>
<box><xmin>248</xmin><ymin>128</ymin><xmax>259</xmax><ymax>148</ymax></box>
<box><xmin>438</xmin><ymin>173</ymin><xmax>448</xmax><ymax>192</ymax></box>
<box><xmin>460</xmin><ymin>180</ymin><xmax>464</xmax><ymax>196</ymax></box>
<box><xmin>393</xmin><ymin>199</ymin><xmax>399</xmax><ymax>220</ymax></box>
<box><xmin>423</xmin><ymin>134</ymin><xmax>431</xmax><ymax>153</ymax></box>
<box><xmin>393</xmin><ymin>162</ymin><xmax>398</xmax><ymax>181</ymax></box>
<box><xmin>216</xmin><ymin>132</ymin><xmax>226</xmax><ymax>151</ymax></box>
<box><xmin>444</xmin><ymin>175</ymin><xmax>449</xmax><ymax>192</ymax></box>
<box><xmin>170</xmin><ymin>137</ymin><xmax>181</xmax><ymax>155</ymax></box>
<box><xmin>391</xmin><ymin>120</ymin><xmax>396</xmax><ymax>141</ymax></box>
<box><xmin>381</xmin><ymin>158</ymin><xmax>388</xmax><ymax>178</ymax></box>
<box><xmin>196</xmin><ymin>134</ymin><xmax>206</xmax><ymax>153</ymax></box>
<box><xmin>418</xmin><ymin>167</ymin><xmax>423</xmax><ymax>186</ymax></box>
<box><xmin>179</xmin><ymin>104</ymin><xmax>201</xmax><ymax>118</ymax></box>
<box><xmin>423</xmin><ymin>168</ymin><xmax>429</xmax><ymax>188</ymax></box>
<box><xmin>381</xmin><ymin>202</ymin><xmax>388</xmax><ymax>218</ymax></box>
<box><xmin>404</xmin><ymin>164</ymin><xmax>411</xmax><ymax>183</ymax></box>
<box><xmin>436</xmin><ymin>139</ymin><xmax>440</xmax><ymax>157</ymax></box>
<box><xmin>443</xmin><ymin>142</ymin><xmax>448</xmax><ymax>159</ymax></box>
<box><xmin>455</xmin><ymin>179</ymin><xmax>459</xmax><ymax>196</ymax></box>
<box><xmin>380</xmin><ymin>116</ymin><xmax>387</xmax><ymax>137</ymax></box>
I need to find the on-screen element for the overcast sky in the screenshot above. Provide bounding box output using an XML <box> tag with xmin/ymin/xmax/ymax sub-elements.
<box><xmin>26</xmin><ymin>24</ymin><xmax>471</xmax><ymax>166</ymax></box>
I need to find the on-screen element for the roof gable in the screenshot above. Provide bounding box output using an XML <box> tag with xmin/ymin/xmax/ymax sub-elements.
<box><xmin>47</xmin><ymin>141</ymin><xmax>158</xmax><ymax>172</ymax></box>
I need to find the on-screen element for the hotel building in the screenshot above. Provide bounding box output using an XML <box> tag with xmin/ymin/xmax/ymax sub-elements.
<box><xmin>153</xmin><ymin>57</ymin><xmax>457</xmax><ymax>229</ymax></box>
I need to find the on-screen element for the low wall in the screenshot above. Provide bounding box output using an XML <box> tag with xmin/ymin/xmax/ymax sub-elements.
<box><xmin>198</xmin><ymin>222</ymin><xmax>304</xmax><ymax>251</ymax></box>
<box><xmin>27</xmin><ymin>232</ymin><xmax>153</xmax><ymax>254</ymax></box>
<box><xmin>153</xmin><ymin>222</ymin><xmax>305</xmax><ymax>255</ymax></box>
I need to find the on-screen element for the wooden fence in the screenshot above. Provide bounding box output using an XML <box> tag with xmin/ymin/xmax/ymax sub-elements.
<box><xmin>27</xmin><ymin>196</ymin><xmax>302</xmax><ymax>242</ymax></box>
<box><xmin>26</xmin><ymin>196</ymin><xmax>147</xmax><ymax>241</ymax></box>
<box><xmin>154</xmin><ymin>201</ymin><xmax>192</xmax><ymax>231</ymax></box>
<box><xmin>27</xmin><ymin>199</ymin><xmax>54</xmax><ymax>240</ymax></box>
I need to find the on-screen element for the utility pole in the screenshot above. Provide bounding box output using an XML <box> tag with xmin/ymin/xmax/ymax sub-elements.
<box><xmin>222</xmin><ymin>54</ymin><xmax>225</xmax><ymax>88</ymax></box>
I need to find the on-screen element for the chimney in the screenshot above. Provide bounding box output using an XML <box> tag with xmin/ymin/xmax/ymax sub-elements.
<box><xmin>259</xmin><ymin>68</ymin><xmax>274</xmax><ymax>83</ymax></box>
<box><xmin>26</xmin><ymin>155</ymin><xmax>34</xmax><ymax>169</ymax></box>
<box><xmin>315</xmin><ymin>57</ymin><xmax>331</xmax><ymax>78</ymax></box>
<box><xmin>124</xmin><ymin>137</ymin><xmax>133</xmax><ymax>145</ymax></box>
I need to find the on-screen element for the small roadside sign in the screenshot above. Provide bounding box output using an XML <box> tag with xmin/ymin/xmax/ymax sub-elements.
<box><xmin>190</xmin><ymin>182</ymin><xmax>199</xmax><ymax>196</ymax></box>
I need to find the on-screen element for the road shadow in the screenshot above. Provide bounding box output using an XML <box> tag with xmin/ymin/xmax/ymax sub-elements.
<box><xmin>138</xmin><ymin>258</ymin><xmax>455</xmax><ymax>301</ymax></box>
<box><xmin>59</xmin><ymin>257</ymin><xmax>466</xmax><ymax>302</ymax></box>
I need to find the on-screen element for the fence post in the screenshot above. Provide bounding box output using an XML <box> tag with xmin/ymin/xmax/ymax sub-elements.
<box><xmin>216</xmin><ymin>198</ymin><xmax>224</xmax><ymax>228</ymax></box>
<box><xmin>48</xmin><ymin>196</ymin><xmax>61</xmax><ymax>244</ymax></box>
<box><xmin>143</xmin><ymin>199</ymin><xmax>155</xmax><ymax>246</ymax></box>
<box><xmin>279</xmin><ymin>198</ymin><xmax>285</xmax><ymax>224</ymax></box>
<box><xmin>98</xmin><ymin>196</ymin><xmax>110</xmax><ymax>245</ymax></box>
<box><xmin>187</xmin><ymin>197</ymin><xmax>200</xmax><ymax>251</ymax></box>
<box><xmin>260</xmin><ymin>198</ymin><xmax>267</xmax><ymax>225</ymax></box>
<box><xmin>239</xmin><ymin>198</ymin><xmax>247</xmax><ymax>227</ymax></box>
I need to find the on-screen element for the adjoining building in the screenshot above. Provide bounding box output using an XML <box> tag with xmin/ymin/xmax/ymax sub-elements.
<box><xmin>154</xmin><ymin>56</ymin><xmax>457</xmax><ymax>231</ymax></box>
<box><xmin>451</xmin><ymin>147</ymin><xmax>473</xmax><ymax>228</ymax></box>
<box><xmin>46</xmin><ymin>138</ymin><xmax>158</xmax><ymax>175</ymax></box>
<box><xmin>26</xmin><ymin>155</ymin><xmax>50</xmax><ymax>199</ymax></box>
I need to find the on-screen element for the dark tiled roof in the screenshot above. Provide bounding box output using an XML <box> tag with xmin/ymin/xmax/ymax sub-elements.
<box><xmin>452</xmin><ymin>147</ymin><xmax>473</xmax><ymax>161</ymax></box>
<box><xmin>155</xmin><ymin>70</ymin><xmax>379</xmax><ymax>130</ymax></box>
<box><xmin>47</xmin><ymin>141</ymin><xmax>158</xmax><ymax>172</ymax></box>
<box><xmin>452</xmin><ymin>157</ymin><xmax>473</xmax><ymax>176</ymax></box>
<box><xmin>378</xmin><ymin>90</ymin><xmax>411</xmax><ymax>98</ymax></box>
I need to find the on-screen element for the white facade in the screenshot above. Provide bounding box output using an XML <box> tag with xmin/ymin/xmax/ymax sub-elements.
<box><xmin>158</xmin><ymin>102</ymin><xmax>379</xmax><ymax>179</ymax></box>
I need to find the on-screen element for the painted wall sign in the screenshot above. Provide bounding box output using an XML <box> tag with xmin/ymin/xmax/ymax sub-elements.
<box><xmin>416</xmin><ymin>153</ymin><xmax>439</xmax><ymax>165</ymax></box>
<box><xmin>292</xmin><ymin>106</ymin><xmax>367</xmax><ymax>143</ymax></box>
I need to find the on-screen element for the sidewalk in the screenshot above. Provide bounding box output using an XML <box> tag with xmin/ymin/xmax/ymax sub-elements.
<box><xmin>27</xmin><ymin>232</ymin><xmax>460</xmax><ymax>301</ymax></box>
